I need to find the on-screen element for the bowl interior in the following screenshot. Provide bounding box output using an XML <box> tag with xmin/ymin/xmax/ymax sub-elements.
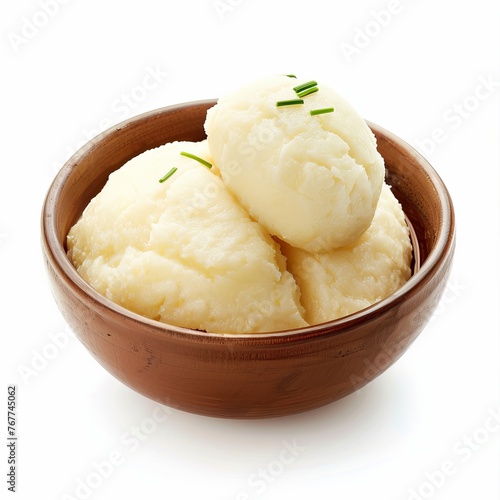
<box><xmin>376</xmin><ymin>123</ymin><xmax>444</xmax><ymax>272</ymax></box>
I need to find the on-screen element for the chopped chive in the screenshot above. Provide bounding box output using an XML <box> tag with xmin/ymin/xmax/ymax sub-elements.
<box><xmin>276</xmin><ymin>99</ymin><xmax>304</xmax><ymax>107</ymax></box>
<box><xmin>180</xmin><ymin>151</ymin><xmax>212</xmax><ymax>169</ymax></box>
<box><xmin>159</xmin><ymin>167</ymin><xmax>178</xmax><ymax>183</ymax></box>
<box><xmin>286</xmin><ymin>74</ymin><xmax>297</xmax><ymax>78</ymax></box>
<box><xmin>293</xmin><ymin>80</ymin><xmax>318</xmax><ymax>94</ymax></box>
<box><xmin>310</xmin><ymin>107</ymin><xmax>335</xmax><ymax>116</ymax></box>
<box><xmin>297</xmin><ymin>86</ymin><xmax>319</xmax><ymax>98</ymax></box>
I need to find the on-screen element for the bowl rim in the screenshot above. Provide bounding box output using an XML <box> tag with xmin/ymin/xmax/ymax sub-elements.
<box><xmin>42</xmin><ymin>100</ymin><xmax>456</xmax><ymax>344</ymax></box>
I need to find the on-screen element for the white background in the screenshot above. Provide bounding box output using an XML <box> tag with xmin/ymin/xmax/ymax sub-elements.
<box><xmin>2</xmin><ymin>1</ymin><xmax>499</xmax><ymax>499</ymax></box>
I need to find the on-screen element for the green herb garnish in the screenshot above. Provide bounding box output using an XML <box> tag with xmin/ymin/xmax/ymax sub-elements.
<box><xmin>297</xmin><ymin>86</ymin><xmax>319</xmax><ymax>98</ymax></box>
<box><xmin>180</xmin><ymin>151</ymin><xmax>212</xmax><ymax>169</ymax></box>
<box><xmin>310</xmin><ymin>107</ymin><xmax>335</xmax><ymax>116</ymax></box>
<box><xmin>286</xmin><ymin>74</ymin><xmax>297</xmax><ymax>78</ymax></box>
<box><xmin>159</xmin><ymin>167</ymin><xmax>178</xmax><ymax>183</ymax></box>
<box><xmin>293</xmin><ymin>80</ymin><xmax>318</xmax><ymax>94</ymax></box>
<box><xmin>276</xmin><ymin>99</ymin><xmax>304</xmax><ymax>107</ymax></box>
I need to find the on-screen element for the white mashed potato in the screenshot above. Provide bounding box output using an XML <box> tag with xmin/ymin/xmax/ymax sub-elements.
<box><xmin>67</xmin><ymin>76</ymin><xmax>413</xmax><ymax>334</ymax></box>
<box><xmin>67</xmin><ymin>140</ymin><xmax>307</xmax><ymax>334</ymax></box>
<box><xmin>281</xmin><ymin>184</ymin><xmax>412</xmax><ymax>324</ymax></box>
<box><xmin>205</xmin><ymin>75</ymin><xmax>385</xmax><ymax>252</ymax></box>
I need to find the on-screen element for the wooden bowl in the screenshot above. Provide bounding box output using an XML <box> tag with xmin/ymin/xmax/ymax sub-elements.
<box><xmin>41</xmin><ymin>100</ymin><xmax>455</xmax><ymax>418</ymax></box>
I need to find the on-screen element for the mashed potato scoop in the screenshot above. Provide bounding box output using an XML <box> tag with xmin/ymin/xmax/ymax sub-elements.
<box><xmin>67</xmin><ymin>140</ymin><xmax>307</xmax><ymax>334</ymax></box>
<box><xmin>281</xmin><ymin>184</ymin><xmax>412</xmax><ymax>324</ymax></box>
<box><xmin>205</xmin><ymin>75</ymin><xmax>385</xmax><ymax>253</ymax></box>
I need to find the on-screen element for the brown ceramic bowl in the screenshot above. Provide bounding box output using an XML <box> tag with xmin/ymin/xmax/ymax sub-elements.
<box><xmin>41</xmin><ymin>100</ymin><xmax>455</xmax><ymax>419</ymax></box>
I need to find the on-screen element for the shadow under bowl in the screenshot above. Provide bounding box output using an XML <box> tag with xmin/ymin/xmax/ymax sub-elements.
<box><xmin>41</xmin><ymin>100</ymin><xmax>455</xmax><ymax>418</ymax></box>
